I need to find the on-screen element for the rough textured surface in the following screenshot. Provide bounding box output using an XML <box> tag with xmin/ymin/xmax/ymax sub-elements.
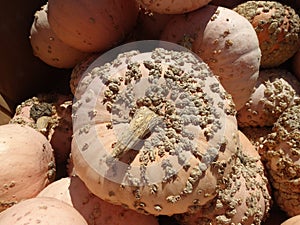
<box><xmin>259</xmin><ymin>103</ymin><xmax>300</xmax><ymax>216</ymax></box>
<box><xmin>237</xmin><ymin>68</ymin><xmax>300</xmax><ymax>127</ymax></box>
<box><xmin>161</xmin><ymin>5</ymin><xmax>261</xmax><ymax>110</ymax></box>
<box><xmin>10</xmin><ymin>93</ymin><xmax>73</xmax><ymax>165</ymax></box>
<box><xmin>174</xmin><ymin>131</ymin><xmax>271</xmax><ymax>225</ymax></box>
<box><xmin>234</xmin><ymin>1</ymin><xmax>300</xmax><ymax>68</ymax></box>
<box><xmin>71</xmin><ymin>45</ymin><xmax>240</xmax><ymax>215</ymax></box>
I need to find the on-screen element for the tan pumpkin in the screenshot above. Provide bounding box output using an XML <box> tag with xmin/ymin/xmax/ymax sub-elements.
<box><xmin>0</xmin><ymin>124</ymin><xmax>55</xmax><ymax>212</ymax></box>
<box><xmin>292</xmin><ymin>49</ymin><xmax>300</xmax><ymax>80</ymax></box>
<box><xmin>135</xmin><ymin>0</ymin><xmax>212</xmax><ymax>14</ymax></box>
<box><xmin>161</xmin><ymin>5</ymin><xmax>261</xmax><ymax>110</ymax></box>
<box><xmin>71</xmin><ymin>41</ymin><xmax>240</xmax><ymax>215</ymax></box>
<box><xmin>237</xmin><ymin>68</ymin><xmax>300</xmax><ymax>127</ymax></box>
<box><xmin>29</xmin><ymin>4</ymin><xmax>89</xmax><ymax>69</ymax></box>
<box><xmin>259</xmin><ymin>103</ymin><xmax>300</xmax><ymax>217</ymax></box>
<box><xmin>234</xmin><ymin>1</ymin><xmax>300</xmax><ymax>68</ymax></box>
<box><xmin>281</xmin><ymin>214</ymin><xmax>300</xmax><ymax>225</ymax></box>
<box><xmin>0</xmin><ymin>197</ymin><xmax>88</xmax><ymax>225</ymax></box>
<box><xmin>47</xmin><ymin>0</ymin><xmax>139</xmax><ymax>52</ymax></box>
<box><xmin>10</xmin><ymin>93</ymin><xmax>73</xmax><ymax>165</ymax></box>
<box><xmin>38</xmin><ymin>176</ymin><xmax>159</xmax><ymax>225</ymax></box>
<box><xmin>175</xmin><ymin>130</ymin><xmax>271</xmax><ymax>225</ymax></box>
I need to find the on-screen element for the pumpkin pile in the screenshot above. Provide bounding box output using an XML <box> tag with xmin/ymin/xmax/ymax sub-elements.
<box><xmin>0</xmin><ymin>0</ymin><xmax>300</xmax><ymax>224</ymax></box>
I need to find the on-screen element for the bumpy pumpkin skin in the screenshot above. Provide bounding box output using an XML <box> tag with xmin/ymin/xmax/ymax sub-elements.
<box><xmin>175</xmin><ymin>131</ymin><xmax>271</xmax><ymax>225</ymax></box>
<box><xmin>29</xmin><ymin>4</ymin><xmax>89</xmax><ymax>69</ymax></box>
<box><xmin>0</xmin><ymin>124</ymin><xmax>55</xmax><ymax>212</ymax></box>
<box><xmin>47</xmin><ymin>0</ymin><xmax>139</xmax><ymax>52</ymax></box>
<box><xmin>136</xmin><ymin>0</ymin><xmax>212</xmax><ymax>14</ymax></box>
<box><xmin>259</xmin><ymin>103</ymin><xmax>300</xmax><ymax>217</ymax></box>
<box><xmin>237</xmin><ymin>68</ymin><xmax>300</xmax><ymax>128</ymax></box>
<box><xmin>0</xmin><ymin>197</ymin><xmax>88</xmax><ymax>225</ymax></box>
<box><xmin>234</xmin><ymin>1</ymin><xmax>300</xmax><ymax>68</ymax></box>
<box><xmin>38</xmin><ymin>176</ymin><xmax>159</xmax><ymax>225</ymax></box>
<box><xmin>71</xmin><ymin>43</ymin><xmax>241</xmax><ymax>216</ymax></box>
<box><xmin>10</xmin><ymin>93</ymin><xmax>73</xmax><ymax>165</ymax></box>
<box><xmin>161</xmin><ymin>5</ymin><xmax>261</xmax><ymax>110</ymax></box>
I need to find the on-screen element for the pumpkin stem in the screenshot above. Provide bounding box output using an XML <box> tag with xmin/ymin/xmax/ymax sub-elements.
<box><xmin>111</xmin><ymin>106</ymin><xmax>160</xmax><ymax>159</ymax></box>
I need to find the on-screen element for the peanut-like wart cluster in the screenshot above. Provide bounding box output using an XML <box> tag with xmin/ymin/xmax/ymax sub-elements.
<box><xmin>71</xmin><ymin>46</ymin><xmax>239</xmax><ymax>215</ymax></box>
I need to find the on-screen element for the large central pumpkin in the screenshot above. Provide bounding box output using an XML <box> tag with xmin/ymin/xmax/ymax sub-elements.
<box><xmin>71</xmin><ymin>41</ymin><xmax>240</xmax><ymax>215</ymax></box>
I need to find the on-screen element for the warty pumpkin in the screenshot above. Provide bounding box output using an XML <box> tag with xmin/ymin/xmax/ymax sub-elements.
<box><xmin>160</xmin><ymin>5</ymin><xmax>261</xmax><ymax>110</ymax></box>
<box><xmin>259</xmin><ymin>102</ymin><xmax>300</xmax><ymax>217</ymax></box>
<box><xmin>10</xmin><ymin>93</ymin><xmax>73</xmax><ymax>166</ymax></box>
<box><xmin>175</xmin><ymin>130</ymin><xmax>271</xmax><ymax>225</ymax></box>
<box><xmin>47</xmin><ymin>0</ymin><xmax>139</xmax><ymax>52</ymax></box>
<box><xmin>237</xmin><ymin>68</ymin><xmax>300</xmax><ymax>127</ymax></box>
<box><xmin>234</xmin><ymin>1</ymin><xmax>300</xmax><ymax>68</ymax></box>
<box><xmin>71</xmin><ymin>41</ymin><xmax>240</xmax><ymax>216</ymax></box>
<box><xmin>0</xmin><ymin>124</ymin><xmax>55</xmax><ymax>212</ymax></box>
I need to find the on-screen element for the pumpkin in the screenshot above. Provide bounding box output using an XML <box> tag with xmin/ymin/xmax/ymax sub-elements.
<box><xmin>292</xmin><ymin>49</ymin><xmax>300</xmax><ymax>80</ymax></box>
<box><xmin>160</xmin><ymin>5</ymin><xmax>261</xmax><ymax>110</ymax></box>
<box><xmin>175</xmin><ymin>130</ymin><xmax>271</xmax><ymax>225</ymax></box>
<box><xmin>0</xmin><ymin>124</ymin><xmax>55</xmax><ymax>212</ymax></box>
<box><xmin>10</xmin><ymin>93</ymin><xmax>73</xmax><ymax>166</ymax></box>
<box><xmin>0</xmin><ymin>197</ymin><xmax>88</xmax><ymax>225</ymax></box>
<box><xmin>281</xmin><ymin>215</ymin><xmax>300</xmax><ymax>225</ymax></box>
<box><xmin>234</xmin><ymin>1</ymin><xmax>300</xmax><ymax>68</ymax></box>
<box><xmin>47</xmin><ymin>0</ymin><xmax>139</xmax><ymax>52</ymax></box>
<box><xmin>237</xmin><ymin>68</ymin><xmax>300</xmax><ymax>127</ymax></box>
<box><xmin>29</xmin><ymin>4</ymin><xmax>89</xmax><ymax>69</ymax></box>
<box><xmin>71</xmin><ymin>41</ymin><xmax>240</xmax><ymax>215</ymax></box>
<box><xmin>135</xmin><ymin>0</ymin><xmax>212</xmax><ymax>14</ymax></box>
<box><xmin>38</xmin><ymin>176</ymin><xmax>159</xmax><ymax>225</ymax></box>
<box><xmin>259</xmin><ymin>103</ymin><xmax>300</xmax><ymax>217</ymax></box>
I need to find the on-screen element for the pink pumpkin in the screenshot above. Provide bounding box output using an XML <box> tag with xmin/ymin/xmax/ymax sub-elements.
<box><xmin>38</xmin><ymin>176</ymin><xmax>159</xmax><ymax>225</ymax></box>
<box><xmin>0</xmin><ymin>197</ymin><xmax>88</xmax><ymax>225</ymax></box>
<box><xmin>161</xmin><ymin>5</ymin><xmax>261</xmax><ymax>110</ymax></box>
<box><xmin>0</xmin><ymin>124</ymin><xmax>55</xmax><ymax>212</ymax></box>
